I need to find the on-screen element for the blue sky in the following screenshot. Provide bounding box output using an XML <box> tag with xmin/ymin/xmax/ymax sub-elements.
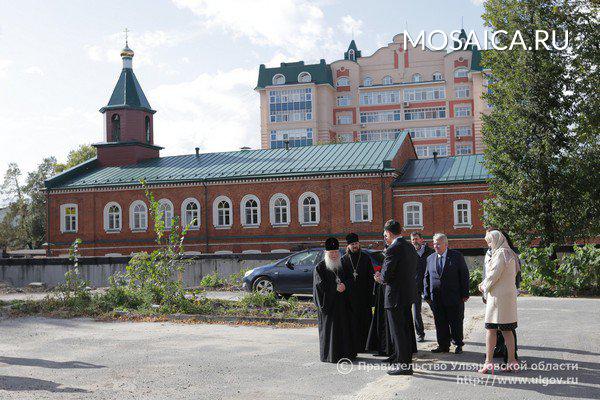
<box><xmin>0</xmin><ymin>0</ymin><xmax>485</xmax><ymax>177</ymax></box>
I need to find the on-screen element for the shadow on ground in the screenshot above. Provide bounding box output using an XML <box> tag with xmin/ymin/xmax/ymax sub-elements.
<box><xmin>0</xmin><ymin>375</ymin><xmax>89</xmax><ymax>393</ymax></box>
<box><xmin>0</xmin><ymin>356</ymin><xmax>105</xmax><ymax>369</ymax></box>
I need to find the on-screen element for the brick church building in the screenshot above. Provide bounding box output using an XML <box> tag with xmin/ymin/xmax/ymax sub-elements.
<box><xmin>45</xmin><ymin>41</ymin><xmax>491</xmax><ymax>257</ymax></box>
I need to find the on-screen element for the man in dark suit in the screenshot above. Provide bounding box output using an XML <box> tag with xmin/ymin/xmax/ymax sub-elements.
<box><xmin>423</xmin><ymin>233</ymin><xmax>470</xmax><ymax>354</ymax></box>
<box><xmin>410</xmin><ymin>232</ymin><xmax>434</xmax><ymax>342</ymax></box>
<box><xmin>374</xmin><ymin>220</ymin><xmax>418</xmax><ymax>375</ymax></box>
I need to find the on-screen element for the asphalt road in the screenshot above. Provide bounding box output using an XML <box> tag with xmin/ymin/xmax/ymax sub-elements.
<box><xmin>0</xmin><ymin>297</ymin><xmax>598</xmax><ymax>400</ymax></box>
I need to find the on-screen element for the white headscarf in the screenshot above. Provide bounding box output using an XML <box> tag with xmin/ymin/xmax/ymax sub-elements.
<box><xmin>485</xmin><ymin>230</ymin><xmax>516</xmax><ymax>265</ymax></box>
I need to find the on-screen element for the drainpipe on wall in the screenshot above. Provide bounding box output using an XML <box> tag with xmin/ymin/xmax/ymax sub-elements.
<box><xmin>45</xmin><ymin>190</ymin><xmax>50</xmax><ymax>256</ymax></box>
<box><xmin>202</xmin><ymin>181</ymin><xmax>209</xmax><ymax>253</ymax></box>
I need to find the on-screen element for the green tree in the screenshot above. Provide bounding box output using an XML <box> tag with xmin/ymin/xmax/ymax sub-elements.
<box><xmin>24</xmin><ymin>157</ymin><xmax>58</xmax><ymax>248</ymax></box>
<box><xmin>54</xmin><ymin>144</ymin><xmax>96</xmax><ymax>173</ymax></box>
<box><xmin>0</xmin><ymin>163</ymin><xmax>28</xmax><ymax>249</ymax></box>
<box><xmin>481</xmin><ymin>0</ymin><xmax>600</xmax><ymax>247</ymax></box>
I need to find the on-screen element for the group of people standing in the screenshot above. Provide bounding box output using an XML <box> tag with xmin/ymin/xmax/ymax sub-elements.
<box><xmin>313</xmin><ymin>219</ymin><xmax>521</xmax><ymax>376</ymax></box>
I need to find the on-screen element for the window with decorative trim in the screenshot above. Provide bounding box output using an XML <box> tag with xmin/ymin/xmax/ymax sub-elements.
<box><xmin>181</xmin><ymin>198</ymin><xmax>200</xmax><ymax>229</ymax></box>
<box><xmin>336</xmin><ymin>77</ymin><xmax>350</xmax><ymax>87</ymax></box>
<box><xmin>363</xmin><ymin>77</ymin><xmax>373</xmax><ymax>86</ymax></box>
<box><xmin>432</xmin><ymin>72</ymin><xmax>443</xmax><ymax>81</ymax></box>
<box><xmin>454</xmin><ymin>68</ymin><xmax>469</xmax><ymax>78</ymax></box>
<box><xmin>129</xmin><ymin>200</ymin><xmax>148</xmax><ymax>231</ymax></box>
<box><xmin>382</xmin><ymin>75</ymin><xmax>393</xmax><ymax>85</ymax></box>
<box><xmin>272</xmin><ymin>74</ymin><xmax>285</xmax><ymax>85</ymax></box>
<box><xmin>453</xmin><ymin>200</ymin><xmax>472</xmax><ymax>227</ymax></box>
<box><xmin>412</xmin><ymin>73</ymin><xmax>422</xmax><ymax>83</ymax></box>
<box><xmin>213</xmin><ymin>196</ymin><xmax>233</xmax><ymax>228</ymax></box>
<box><xmin>455</xmin><ymin>86</ymin><xmax>471</xmax><ymax>99</ymax></box>
<box><xmin>103</xmin><ymin>202</ymin><xmax>121</xmax><ymax>232</ymax></box>
<box><xmin>297</xmin><ymin>72</ymin><xmax>311</xmax><ymax>83</ymax></box>
<box><xmin>158</xmin><ymin>199</ymin><xmax>174</xmax><ymax>230</ymax></box>
<box><xmin>403</xmin><ymin>202</ymin><xmax>423</xmax><ymax>228</ymax></box>
<box><xmin>298</xmin><ymin>192</ymin><xmax>320</xmax><ymax>225</ymax></box>
<box><xmin>350</xmin><ymin>190</ymin><xmax>372</xmax><ymax>222</ymax></box>
<box><xmin>60</xmin><ymin>204</ymin><xmax>78</xmax><ymax>233</ymax></box>
<box><xmin>270</xmin><ymin>194</ymin><xmax>290</xmax><ymax>226</ymax></box>
<box><xmin>241</xmin><ymin>195</ymin><xmax>261</xmax><ymax>227</ymax></box>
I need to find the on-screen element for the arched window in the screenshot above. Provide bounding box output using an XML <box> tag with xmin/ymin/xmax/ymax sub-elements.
<box><xmin>298</xmin><ymin>192</ymin><xmax>320</xmax><ymax>225</ymax></box>
<box><xmin>241</xmin><ymin>195</ymin><xmax>261</xmax><ymax>227</ymax></box>
<box><xmin>145</xmin><ymin>116</ymin><xmax>151</xmax><ymax>143</ymax></box>
<box><xmin>103</xmin><ymin>202</ymin><xmax>122</xmax><ymax>232</ymax></box>
<box><xmin>412</xmin><ymin>73</ymin><xmax>422</xmax><ymax>83</ymax></box>
<box><xmin>363</xmin><ymin>77</ymin><xmax>373</xmax><ymax>87</ymax></box>
<box><xmin>432</xmin><ymin>71</ymin><xmax>443</xmax><ymax>81</ymax></box>
<box><xmin>181</xmin><ymin>198</ymin><xmax>200</xmax><ymax>230</ymax></box>
<box><xmin>454</xmin><ymin>67</ymin><xmax>469</xmax><ymax>78</ymax></box>
<box><xmin>403</xmin><ymin>202</ymin><xmax>423</xmax><ymax>228</ymax></box>
<box><xmin>158</xmin><ymin>199</ymin><xmax>174</xmax><ymax>230</ymax></box>
<box><xmin>453</xmin><ymin>200</ymin><xmax>472</xmax><ymax>227</ymax></box>
<box><xmin>297</xmin><ymin>72</ymin><xmax>311</xmax><ymax>83</ymax></box>
<box><xmin>129</xmin><ymin>200</ymin><xmax>148</xmax><ymax>231</ymax></box>
<box><xmin>111</xmin><ymin>114</ymin><xmax>121</xmax><ymax>142</ymax></box>
<box><xmin>270</xmin><ymin>194</ymin><xmax>290</xmax><ymax>226</ymax></box>
<box><xmin>272</xmin><ymin>74</ymin><xmax>285</xmax><ymax>85</ymax></box>
<box><xmin>348</xmin><ymin>49</ymin><xmax>355</xmax><ymax>61</ymax></box>
<box><xmin>382</xmin><ymin>75</ymin><xmax>393</xmax><ymax>85</ymax></box>
<box><xmin>336</xmin><ymin>77</ymin><xmax>350</xmax><ymax>87</ymax></box>
<box><xmin>213</xmin><ymin>196</ymin><xmax>232</xmax><ymax>228</ymax></box>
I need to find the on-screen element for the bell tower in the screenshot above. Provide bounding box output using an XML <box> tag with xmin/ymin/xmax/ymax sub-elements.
<box><xmin>94</xmin><ymin>35</ymin><xmax>162</xmax><ymax>167</ymax></box>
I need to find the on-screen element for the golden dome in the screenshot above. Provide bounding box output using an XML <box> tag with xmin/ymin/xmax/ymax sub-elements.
<box><xmin>120</xmin><ymin>44</ymin><xmax>134</xmax><ymax>58</ymax></box>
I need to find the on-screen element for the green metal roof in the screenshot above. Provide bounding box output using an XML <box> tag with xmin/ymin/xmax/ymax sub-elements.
<box><xmin>344</xmin><ymin>40</ymin><xmax>362</xmax><ymax>60</ymax></box>
<box><xmin>46</xmin><ymin>134</ymin><xmax>408</xmax><ymax>190</ymax></box>
<box><xmin>393</xmin><ymin>154</ymin><xmax>491</xmax><ymax>186</ymax></box>
<box><xmin>256</xmin><ymin>60</ymin><xmax>333</xmax><ymax>89</ymax></box>
<box><xmin>100</xmin><ymin>67</ymin><xmax>155</xmax><ymax>113</ymax></box>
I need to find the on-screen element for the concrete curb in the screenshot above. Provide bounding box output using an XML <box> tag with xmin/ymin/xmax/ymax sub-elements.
<box><xmin>113</xmin><ymin>310</ymin><xmax>317</xmax><ymax>325</ymax></box>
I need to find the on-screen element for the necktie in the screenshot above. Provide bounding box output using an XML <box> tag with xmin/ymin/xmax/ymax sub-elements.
<box><xmin>437</xmin><ymin>255</ymin><xmax>443</xmax><ymax>275</ymax></box>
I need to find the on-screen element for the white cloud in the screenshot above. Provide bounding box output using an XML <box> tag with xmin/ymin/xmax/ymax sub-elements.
<box><xmin>339</xmin><ymin>15</ymin><xmax>363</xmax><ymax>37</ymax></box>
<box><xmin>172</xmin><ymin>0</ymin><xmax>344</xmax><ymax>62</ymax></box>
<box><xmin>149</xmin><ymin>67</ymin><xmax>260</xmax><ymax>156</ymax></box>
<box><xmin>25</xmin><ymin>66</ymin><xmax>44</xmax><ymax>76</ymax></box>
<box><xmin>0</xmin><ymin>59</ymin><xmax>11</xmax><ymax>79</ymax></box>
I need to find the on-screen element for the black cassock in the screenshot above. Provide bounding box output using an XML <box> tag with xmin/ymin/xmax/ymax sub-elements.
<box><xmin>342</xmin><ymin>250</ymin><xmax>375</xmax><ymax>353</ymax></box>
<box><xmin>313</xmin><ymin>260</ymin><xmax>356</xmax><ymax>363</ymax></box>
<box><xmin>366</xmin><ymin>281</ymin><xmax>393</xmax><ymax>356</ymax></box>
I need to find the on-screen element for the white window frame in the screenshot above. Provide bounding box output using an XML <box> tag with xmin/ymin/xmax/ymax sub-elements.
<box><xmin>453</xmin><ymin>200</ymin><xmax>472</xmax><ymax>228</ymax></box>
<box><xmin>157</xmin><ymin>199</ymin><xmax>174</xmax><ymax>230</ymax></box>
<box><xmin>336</xmin><ymin>114</ymin><xmax>352</xmax><ymax>125</ymax></box>
<box><xmin>363</xmin><ymin>76</ymin><xmax>373</xmax><ymax>86</ymax></box>
<box><xmin>60</xmin><ymin>203</ymin><xmax>78</xmax><ymax>233</ymax></box>
<box><xmin>269</xmin><ymin>193</ymin><xmax>290</xmax><ymax>227</ymax></box>
<box><xmin>412</xmin><ymin>73</ymin><xmax>422</xmax><ymax>83</ymax></box>
<box><xmin>298</xmin><ymin>192</ymin><xmax>320</xmax><ymax>226</ymax></box>
<box><xmin>129</xmin><ymin>200</ymin><xmax>148</xmax><ymax>232</ymax></box>
<box><xmin>455</xmin><ymin>126</ymin><xmax>472</xmax><ymax>137</ymax></box>
<box><xmin>382</xmin><ymin>75</ymin><xmax>393</xmax><ymax>85</ymax></box>
<box><xmin>240</xmin><ymin>194</ymin><xmax>261</xmax><ymax>228</ymax></box>
<box><xmin>213</xmin><ymin>196</ymin><xmax>233</xmax><ymax>229</ymax></box>
<box><xmin>336</xmin><ymin>95</ymin><xmax>351</xmax><ymax>106</ymax></box>
<box><xmin>454</xmin><ymin>104</ymin><xmax>472</xmax><ymax>117</ymax></box>
<box><xmin>272</xmin><ymin>74</ymin><xmax>285</xmax><ymax>85</ymax></box>
<box><xmin>432</xmin><ymin>71</ymin><xmax>443</xmax><ymax>81</ymax></box>
<box><xmin>403</xmin><ymin>202</ymin><xmax>423</xmax><ymax>229</ymax></box>
<box><xmin>455</xmin><ymin>85</ymin><xmax>471</xmax><ymax>99</ymax></box>
<box><xmin>454</xmin><ymin>68</ymin><xmax>469</xmax><ymax>78</ymax></box>
<box><xmin>348</xmin><ymin>49</ymin><xmax>355</xmax><ymax>60</ymax></box>
<box><xmin>103</xmin><ymin>202</ymin><xmax>122</xmax><ymax>233</ymax></box>
<box><xmin>336</xmin><ymin>77</ymin><xmax>350</xmax><ymax>87</ymax></box>
<box><xmin>181</xmin><ymin>197</ymin><xmax>201</xmax><ymax>230</ymax></box>
<box><xmin>297</xmin><ymin>71</ymin><xmax>311</xmax><ymax>83</ymax></box>
<box><xmin>349</xmin><ymin>190</ymin><xmax>373</xmax><ymax>223</ymax></box>
<box><xmin>456</xmin><ymin>144</ymin><xmax>473</xmax><ymax>155</ymax></box>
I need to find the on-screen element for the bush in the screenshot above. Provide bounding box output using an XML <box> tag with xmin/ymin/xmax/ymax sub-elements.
<box><xmin>520</xmin><ymin>245</ymin><xmax>600</xmax><ymax>297</ymax></box>
<box><xmin>200</xmin><ymin>271</ymin><xmax>224</xmax><ymax>288</ymax></box>
<box><xmin>240</xmin><ymin>292</ymin><xmax>279</xmax><ymax>308</ymax></box>
<box><xmin>469</xmin><ymin>265</ymin><xmax>483</xmax><ymax>296</ymax></box>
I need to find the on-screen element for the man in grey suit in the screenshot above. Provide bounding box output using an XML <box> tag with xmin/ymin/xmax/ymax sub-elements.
<box><xmin>375</xmin><ymin>220</ymin><xmax>418</xmax><ymax>375</ymax></box>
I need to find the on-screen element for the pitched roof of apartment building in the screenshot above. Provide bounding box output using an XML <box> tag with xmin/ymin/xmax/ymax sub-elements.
<box><xmin>256</xmin><ymin>60</ymin><xmax>333</xmax><ymax>89</ymax></box>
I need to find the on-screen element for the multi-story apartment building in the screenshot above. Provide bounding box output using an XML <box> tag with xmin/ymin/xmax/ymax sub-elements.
<box><xmin>256</xmin><ymin>31</ymin><xmax>489</xmax><ymax>157</ymax></box>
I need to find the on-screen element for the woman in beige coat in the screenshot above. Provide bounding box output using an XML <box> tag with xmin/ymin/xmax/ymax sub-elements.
<box><xmin>478</xmin><ymin>230</ymin><xmax>519</xmax><ymax>373</ymax></box>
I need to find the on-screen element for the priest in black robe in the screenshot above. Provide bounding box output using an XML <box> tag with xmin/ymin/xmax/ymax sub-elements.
<box><xmin>366</xmin><ymin>277</ymin><xmax>393</xmax><ymax>357</ymax></box>
<box><xmin>342</xmin><ymin>233</ymin><xmax>375</xmax><ymax>354</ymax></box>
<box><xmin>313</xmin><ymin>237</ymin><xmax>356</xmax><ymax>363</ymax></box>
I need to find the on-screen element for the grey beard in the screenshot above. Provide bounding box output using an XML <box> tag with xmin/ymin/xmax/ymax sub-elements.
<box><xmin>324</xmin><ymin>255</ymin><xmax>342</xmax><ymax>272</ymax></box>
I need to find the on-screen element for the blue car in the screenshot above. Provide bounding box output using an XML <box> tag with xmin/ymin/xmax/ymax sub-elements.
<box><xmin>242</xmin><ymin>248</ymin><xmax>384</xmax><ymax>296</ymax></box>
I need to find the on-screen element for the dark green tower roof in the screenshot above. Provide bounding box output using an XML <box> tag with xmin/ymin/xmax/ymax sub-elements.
<box><xmin>100</xmin><ymin>68</ymin><xmax>155</xmax><ymax>113</ymax></box>
<box><xmin>344</xmin><ymin>40</ymin><xmax>361</xmax><ymax>60</ymax></box>
<box><xmin>256</xmin><ymin>60</ymin><xmax>333</xmax><ymax>89</ymax></box>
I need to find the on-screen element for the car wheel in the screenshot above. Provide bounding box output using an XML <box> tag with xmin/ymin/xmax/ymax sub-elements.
<box><xmin>253</xmin><ymin>276</ymin><xmax>275</xmax><ymax>294</ymax></box>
